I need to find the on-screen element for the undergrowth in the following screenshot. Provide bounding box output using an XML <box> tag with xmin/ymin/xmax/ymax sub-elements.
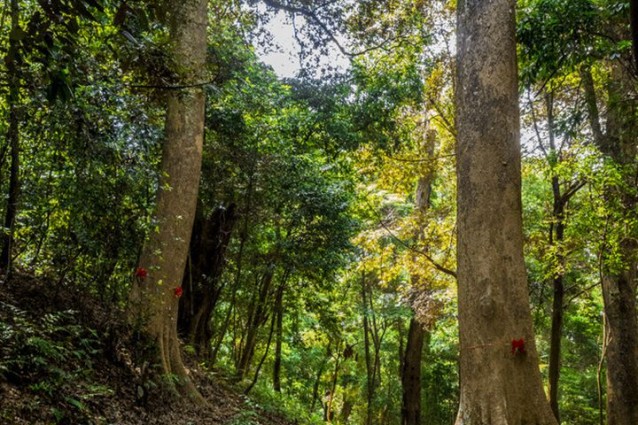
<box><xmin>0</xmin><ymin>300</ymin><xmax>111</xmax><ymax>423</ymax></box>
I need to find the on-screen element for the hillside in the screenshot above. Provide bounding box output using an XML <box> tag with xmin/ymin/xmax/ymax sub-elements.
<box><xmin>0</xmin><ymin>273</ymin><xmax>296</xmax><ymax>425</ymax></box>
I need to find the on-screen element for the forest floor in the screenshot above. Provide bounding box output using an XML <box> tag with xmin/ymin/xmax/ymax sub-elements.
<box><xmin>0</xmin><ymin>273</ymin><xmax>296</xmax><ymax>425</ymax></box>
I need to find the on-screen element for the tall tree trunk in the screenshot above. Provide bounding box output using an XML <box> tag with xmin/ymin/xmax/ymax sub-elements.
<box><xmin>1</xmin><ymin>0</ymin><xmax>21</xmax><ymax>277</ymax></box>
<box><xmin>402</xmin><ymin>317</ymin><xmax>424</xmax><ymax>425</ymax></box>
<box><xmin>361</xmin><ymin>272</ymin><xmax>374</xmax><ymax>425</ymax></box>
<box><xmin>402</xmin><ymin>124</ymin><xmax>436</xmax><ymax>425</ymax></box>
<box><xmin>455</xmin><ymin>0</ymin><xmax>558</xmax><ymax>423</ymax></box>
<box><xmin>339</xmin><ymin>343</ymin><xmax>356</xmax><ymax>423</ymax></box>
<box><xmin>273</xmin><ymin>275</ymin><xmax>287</xmax><ymax>392</ymax></box>
<box><xmin>601</xmin><ymin>62</ymin><xmax>638</xmax><ymax>425</ymax></box>
<box><xmin>310</xmin><ymin>344</ymin><xmax>331</xmax><ymax>414</ymax></box>
<box><xmin>178</xmin><ymin>203</ymin><xmax>237</xmax><ymax>357</ymax></box>
<box><xmin>211</xmin><ymin>183</ymin><xmax>252</xmax><ymax>366</ymax></box>
<box><xmin>244</xmin><ymin>311</ymin><xmax>276</xmax><ymax>395</ymax></box>
<box><xmin>631</xmin><ymin>0</ymin><xmax>638</xmax><ymax>73</ymax></box>
<box><xmin>547</xmin><ymin>206</ymin><xmax>565</xmax><ymax>423</ymax></box>
<box><xmin>237</xmin><ymin>267</ymin><xmax>275</xmax><ymax>379</ymax></box>
<box><xmin>543</xmin><ymin>92</ymin><xmax>582</xmax><ymax>424</ymax></box>
<box><xmin>582</xmin><ymin>53</ymin><xmax>638</xmax><ymax>425</ymax></box>
<box><xmin>128</xmin><ymin>0</ymin><xmax>207</xmax><ymax>403</ymax></box>
<box><xmin>325</xmin><ymin>344</ymin><xmax>341</xmax><ymax>422</ymax></box>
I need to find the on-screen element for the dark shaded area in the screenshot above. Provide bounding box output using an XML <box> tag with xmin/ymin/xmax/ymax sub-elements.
<box><xmin>0</xmin><ymin>273</ymin><xmax>296</xmax><ymax>425</ymax></box>
<box><xmin>178</xmin><ymin>203</ymin><xmax>237</xmax><ymax>357</ymax></box>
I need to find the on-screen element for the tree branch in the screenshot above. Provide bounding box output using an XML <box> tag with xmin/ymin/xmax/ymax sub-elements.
<box><xmin>369</xmin><ymin>202</ymin><xmax>457</xmax><ymax>278</ymax></box>
<box><xmin>261</xmin><ymin>0</ymin><xmax>400</xmax><ymax>58</ymax></box>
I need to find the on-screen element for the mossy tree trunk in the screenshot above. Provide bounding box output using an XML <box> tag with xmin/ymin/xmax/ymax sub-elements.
<box><xmin>129</xmin><ymin>0</ymin><xmax>207</xmax><ymax>403</ymax></box>
<box><xmin>455</xmin><ymin>0</ymin><xmax>558</xmax><ymax>423</ymax></box>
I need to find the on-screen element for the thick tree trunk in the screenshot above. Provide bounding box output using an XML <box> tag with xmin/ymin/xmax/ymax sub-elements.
<box><xmin>583</xmin><ymin>53</ymin><xmax>638</xmax><ymax>425</ymax></box>
<box><xmin>178</xmin><ymin>203</ymin><xmax>236</xmax><ymax>357</ymax></box>
<box><xmin>401</xmin><ymin>317</ymin><xmax>425</xmax><ymax>425</ymax></box>
<box><xmin>601</xmin><ymin>62</ymin><xmax>638</xmax><ymax>425</ymax></box>
<box><xmin>1</xmin><ymin>0</ymin><xmax>21</xmax><ymax>277</ymax></box>
<box><xmin>129</xmin><ymin>0</ymin><xmax>207</xmax><ymax>403</ymax></box>
<box><xmin>602</xmin><ymin>273</ymin><xmax>638</xmax><ymax>425</ymax></box>
<box><xmin>341</xmin><ymin>398</ymin><xmax>354</xmax><ymax>423</ymax></box>
<box><xmin>455</xmin><ymin>0</ymin><xmax>558</xmax><ymax>423</ymax></box>
<box><xmin>339</xmin><ymin>343</ymin><xmax>356</xmax><ymax>423</ymax></box>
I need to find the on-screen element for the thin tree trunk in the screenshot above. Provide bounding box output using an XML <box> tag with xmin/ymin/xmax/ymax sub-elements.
<box><xmin>455</xmin><ymin>0</ymin><xmax>558</xmax><ymax>422</ymax></box>
<box><xmin>544</xmin><ymin>92</ymin><xmax>578</xmax><ymax>424</ymax></box>
<box><xmin>273</xmin><ymin>273</ymin><xmax>289</xmax><ymax>392</ymax></box>
<box><xmin>361</xmin><ymin>272</ymin><xmax>374</xmax><ymax>425</ymax></box>
<box><xmin>1</xmin><ymin>0</ymin><xmax>21</xmax><ymax>277</ymax></box>
<box><xmin>397</xmin><ymin>318</ymin><xmax>405</xmax><ymax>377</ymax></box>
<box><xmin>237</xmin><ymin>267</ymin><xmax>275</xmax><ymax>379</ymax></box>
<box><xmin>326</xmin><ymin>344</ymin><xmax>341</xmax><ymax>422</ymax></box>
<box><xmin>310</xmin><ymin>344</ymin><xmax>331</xmax><ymax>413</ymax></box>
<box><xmin>210</xmin><ymin>302</ymin><xmax>233</xmax><ymax>366</ymax></box>
<box><xmin>244</xmin><ymin>311</ymin><xmax>276</xmax><ymax>395</ymax></box>
<box><xmin>631</xmin><ymin>0</ymin><xmax>638</xmax><ymax>72</ymax></box>
<box><xmin>128</xmin><ymin>0</ymin><xmax>208</xmax><ymax>403</ymax></box>
<box><xmin>368</xmin><ymin>289</ymin><xmax>384</xmax><ymax>395</ymax></box>
<box><xmin>548</xmin><ymin>239</ymin><xmax>565</xmax><ymax>423</ymax></box>
<box><xmin>212</xmin><ymin>190</ymin><xmax>251</xmax><ymax>366</ymax></box>
<box><xmin>401</xmin><ymin>317</ymin><xmax>424</xmax><ymax>425</ymax></box>
<box><xmin>402</xmin><ymin>124</ymin><xmax>436</xmax><ymax>425</ymax></box>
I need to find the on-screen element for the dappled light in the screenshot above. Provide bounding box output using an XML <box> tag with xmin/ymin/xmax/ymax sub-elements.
<box><xmin>0</xmin><ymin>0</ymin><xmax>636</xmax><ymax>424</ymax></box>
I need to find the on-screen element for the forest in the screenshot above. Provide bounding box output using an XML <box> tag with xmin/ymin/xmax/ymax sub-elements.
<box><xmin>0</xmin><ymin>0</ymin><xmax>637</xmax><ymax>424</ymax></box>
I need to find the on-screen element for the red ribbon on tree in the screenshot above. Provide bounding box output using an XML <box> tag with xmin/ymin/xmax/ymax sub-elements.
<box><xmin>134</xmin><ymin>267</ymin><xmax>148</xmax><ymax>280</ymax></box>
<box><xmin>511</xmin><ymin>338</ymin><xmax>525</xmax><ymax>355</ymax></box>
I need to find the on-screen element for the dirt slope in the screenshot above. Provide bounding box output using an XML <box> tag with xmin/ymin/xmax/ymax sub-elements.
<box><xmin>0</xmin><ymin>273</ymin><xmax>295</xmax><ymax>425</ymax></box>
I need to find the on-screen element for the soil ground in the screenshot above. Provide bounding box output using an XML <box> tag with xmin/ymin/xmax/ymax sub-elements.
<box><xmin>0</xmin><ymin>273</ymin><xmax>296</xmax><ymax>425</ymax></box>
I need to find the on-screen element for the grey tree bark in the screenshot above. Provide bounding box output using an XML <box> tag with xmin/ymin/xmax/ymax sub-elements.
<box><xmin>455</xmin><ymin>0</ymin><xmax>558</xmax><ymax>423</ymax></box>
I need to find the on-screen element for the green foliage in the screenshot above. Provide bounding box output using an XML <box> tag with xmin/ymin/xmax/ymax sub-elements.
<box><xmin>518</xmin><ymin>0</ymin><xmax>598</xmax><ymax>84</ymax></box>
<box><xmin>0</xmin><ymin>300</ymin><xmax>109</xmax><ymax>423</ymax></box>
<box><xmin>1</xmin><ymin>0</ymin><xmax>633</xmax><ymax>423</ymax></box>
<box><xmin>247</xmin><ymin>383</ymin><xmax>324</xmax><ymax>425</ymax></box>
<box><xmin>558</xmin><ymin>295</ymin><xmax>604</xmax><ymax>425</ymax></box>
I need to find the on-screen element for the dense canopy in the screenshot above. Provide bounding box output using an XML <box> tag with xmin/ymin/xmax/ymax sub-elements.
<box><xmin>0</xmin><ymin>0</ymin><xmax>637</xmax><ymax>424</ymax></box>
